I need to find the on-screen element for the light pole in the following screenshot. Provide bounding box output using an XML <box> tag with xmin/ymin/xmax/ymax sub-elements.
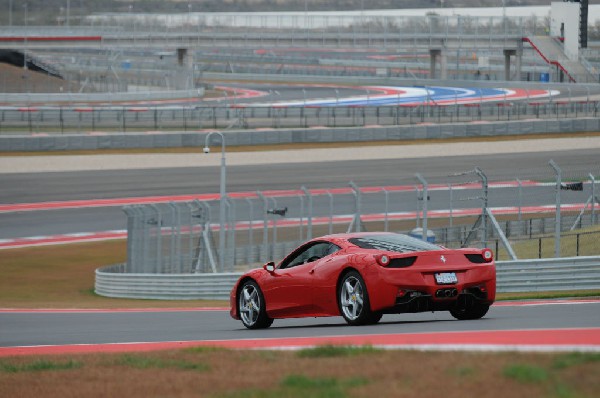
<box><xmin>203</xmin><ymin>132</ymin><xmax>227</xmax><ymax>270</ymax></box>
<box><xmin>67</xmin><ymin>0</ymin><xmax>70</xmax><ymax>27</ymax></box>
<box><xmin>9</xmin><ymin>0</ymin><xmax>13</xmax><ymax>26</ymax></box>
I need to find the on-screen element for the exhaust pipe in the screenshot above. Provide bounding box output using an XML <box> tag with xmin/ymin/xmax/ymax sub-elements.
<box><xmin>436</xmin><ymin>288</ymin><xmax>459</xmax><ymax>298</ymax></box>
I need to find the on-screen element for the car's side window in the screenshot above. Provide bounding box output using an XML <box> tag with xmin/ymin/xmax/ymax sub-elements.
<box><xmin>281</xmin><ymin>242</ymin><xmax>341</xmax><ymax>269</ymax></box>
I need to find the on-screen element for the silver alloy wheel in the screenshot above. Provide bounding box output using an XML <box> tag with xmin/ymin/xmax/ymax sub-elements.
<box><xmin>340</xmin><ymin>275</ymin><xmax>364</xmax><ymax>321</ymax></box>
<box><xmin>239</xmin><ymin>284</ymin><xmax>261</xmax><ymax>327</ymax></box>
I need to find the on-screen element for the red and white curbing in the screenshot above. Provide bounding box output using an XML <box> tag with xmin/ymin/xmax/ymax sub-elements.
<box><xmin>0</xmin><ymin>328</ymin><xmax>598</xmax><ymax>357</ymax></box>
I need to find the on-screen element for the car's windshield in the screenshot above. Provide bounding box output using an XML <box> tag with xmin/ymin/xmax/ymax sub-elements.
<box><xmin>348</xmin><ymin>234</ymin><xmax>441</xmax><ymax>253</ymax></box>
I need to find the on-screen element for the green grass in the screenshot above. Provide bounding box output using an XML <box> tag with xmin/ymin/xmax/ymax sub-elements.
<box><xmin>296</xmin><ymin>345</ymin><xmax>382</xmax><ymax>358</ymax></box>
<box><xmin>116</xmin><ymin>354</ymin><xmax>209</xmax><ymax>372</ymax></box>
<box><xmin>503</xmin><ymin>364</ymin><xmax>548</xmax><ymax>384</ymax></box>
<box><xmin>215</xmin><ymin>374</ymin><xmax>369</xmax><ymax>398</ymax></box>
<box><xmin>0</xmin><ymin>359</ymin><xmax>82</xmax><ymax>373</ymax></box>
<box><xmin>552</xmin><ymin>352</ymin><xmax>600</xmax><ymax>370</ymax></box>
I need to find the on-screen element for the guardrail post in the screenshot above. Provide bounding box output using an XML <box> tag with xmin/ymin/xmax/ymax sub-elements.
<box><xmin>549</xmin><ymin>160</ymin><xmax>562</xmax><ymax>258</ymax></box>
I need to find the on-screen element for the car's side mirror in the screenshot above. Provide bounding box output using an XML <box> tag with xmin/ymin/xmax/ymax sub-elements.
<box><xmin>263</xmin><ymin>262</ymin><xmax>275</xmax><ymax>273</ymax></box>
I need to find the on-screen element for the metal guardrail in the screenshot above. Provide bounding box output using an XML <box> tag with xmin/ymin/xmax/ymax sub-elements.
<box><xmin>95</xmin><ymin>256</ymin><xmax>600</xmax><ymax>300</ymax></box>
<box><xmin>95</xmin><ymin>264</ymin><xmax>241</xmax><ymax>300</ymax></box>
<box><xmin>2</xmin><ymin>117</ymin><xmax>599</xmax><ymax>152</ymax></box>
<box><xmin>496</xmin><ymin>256</ymin><xmax>600</xmax><ymax>292</ymax></box>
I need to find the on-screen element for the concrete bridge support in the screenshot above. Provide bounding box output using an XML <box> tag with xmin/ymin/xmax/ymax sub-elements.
<box><xmin>429</xmin><ymin>49</ymin><xmax>447</xmax><ymax>80</ymax></box>
<box><xmin>503</xmin><ymin>48</ymin><xmax>522</xmax><ymax>81</ymax></box>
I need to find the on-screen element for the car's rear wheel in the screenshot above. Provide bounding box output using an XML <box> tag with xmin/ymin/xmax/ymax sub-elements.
<box><xmin>338</xmin><ymin>271</ymin><xmax>380</xmax><ymax>326</ymax></box>
<box><xmin>449</xmin><ymin>302</ymin><xmax>490</xmax><ymax>320</ymax></box>
<box><xmin>238</xmin><ymin>280</ymin><xmax>273</xmax><ymax>329</ymax></box>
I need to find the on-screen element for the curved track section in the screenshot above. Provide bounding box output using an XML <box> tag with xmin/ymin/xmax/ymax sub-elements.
<box><xmin>248</xmin><ymin>86</ymin><xmax>559</xmax><ymax>107</ymax></box>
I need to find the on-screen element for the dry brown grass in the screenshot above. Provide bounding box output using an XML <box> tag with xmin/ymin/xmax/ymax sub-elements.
<box><xmin>0</xmin><ymin>241</ymin><xmax>225</xmax><ymax>308</ymax></box>
<box><xmin>0</xmin><ymin>349</ymin><xmax>598</xmax><ymax>398</ymax></box>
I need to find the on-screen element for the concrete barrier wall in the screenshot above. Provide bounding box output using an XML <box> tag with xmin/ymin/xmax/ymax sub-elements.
<box><xmin>1</xmin><ymin>117</ymin><xmax>599</xmax><ymax>152</ymax></box>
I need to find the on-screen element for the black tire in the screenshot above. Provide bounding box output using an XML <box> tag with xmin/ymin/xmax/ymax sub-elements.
<box><xmin>238</xmin><ymin>280</ymin><xmax>273</xmax><ymax>329</ymax></box>
<box><xmin>367</xmin><ymin>311</ymin><xmax>383</xmax><ymax>325</ymax></box>
<box><xmin>338</xmin><ymin>271</ymin><xmax>378</xmax><ymax>326</ymax></box>
<box><xmin>450</xmin><ymin>303</ymin><xmax>490</xmax><ymax>320</ymax></box>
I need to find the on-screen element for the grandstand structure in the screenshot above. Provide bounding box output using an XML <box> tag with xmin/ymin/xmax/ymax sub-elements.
<box><xmin>1</xmin><ymin>4</ymin><xmax>599</xmax><ymax>94</ymax></box>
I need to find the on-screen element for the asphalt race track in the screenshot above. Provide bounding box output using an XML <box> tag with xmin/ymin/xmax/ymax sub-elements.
<box><xmin>0</xmin><ymin>300</ymin><xmax>599</xmax><ymax>355</ymax></box>
<box><xmin>1</xmin><ymin>147</ymin><xmax>599</xmax><ymax>242</ymax></box>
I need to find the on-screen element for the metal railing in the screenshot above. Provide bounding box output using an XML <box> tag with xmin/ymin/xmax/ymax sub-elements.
<box><xmin>95</xmin><ymin>256</ymin><xmax>600</xmax><ymax>300</ymax></box>
<box><xmin>1</xmin><ymin>101</ymin><xmax>598</xmax><ymax>135</ymax></box>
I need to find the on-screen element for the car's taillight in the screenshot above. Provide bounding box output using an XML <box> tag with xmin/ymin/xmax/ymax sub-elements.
<box><xmin>482</xmin><ymin>248</ymin><xmax>494</xmax><ymax>263</ymax></box>
<box><xmin>375</xmin><ymin>254</ymin><xmax>417</xmax><ymax>268</ymax></box>
<box><xmin>375</xmin><ymin>254</ymin><xmax>390</xmax><ymax>266</ymax></box>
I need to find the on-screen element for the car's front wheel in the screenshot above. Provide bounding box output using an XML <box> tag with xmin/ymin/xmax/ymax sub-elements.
<box><xmin>338</xmin><ymin>271</ymin><xmax>380</xmax><ymax>326</ymax></box>
<box><xmin>238</xmin><ymin>280</ymin><xmax>273</xmax><ymax>329</ymax></box>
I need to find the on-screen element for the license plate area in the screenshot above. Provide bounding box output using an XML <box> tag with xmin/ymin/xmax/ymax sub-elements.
<box><xmin>435</xmin><ymin>272</ymin><xmax>458</xmax><ymax>285</ymax></box>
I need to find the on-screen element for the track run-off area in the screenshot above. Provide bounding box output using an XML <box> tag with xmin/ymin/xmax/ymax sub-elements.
<box><xmin>0</xmin><ymin>299</ymin><xmax>599</xmax><ymax>356</ymax></box>
<box><xmin>0</xmin><ymin>85</ymin><xmax>562</xmax><ymax>110</ymax></box>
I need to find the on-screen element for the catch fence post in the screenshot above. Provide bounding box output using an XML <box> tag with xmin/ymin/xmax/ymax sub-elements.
<box><xmin>549</xmin><ymin>160</ymin><xmax>562</xmax><ymax>258</ymax></box>
<box><xmin>301</xmin><ymin>186</ymin><xmax>313</xmax><ymax>240</ymax></box>
<box><xmin>383</xmin><ymin>188</ymin><xmax>389</xmax><ymax>232</ymax></box>
<box><xmin>348</xmin><ymin>181</ymin><xmax>362</xmax><ymax>233</ymax></box>
<box><xmin>245</xmin><ymin>197</ymin><xmax>254</xmax><ymax>265</ymax></box>
<box><xmin>475</xmin><ymin>167</ymin><xmax>489</xmax><ymax>248</ymax></box>
<box><xmin>591</xmin><ymin>174</ymin><xmax>597</xmax><ymax>225</ymax></box>
<box><xmin>415</xmin><ymin>174</ymin><xmax>429</xmax><ymax>242</ymax></box>
<box><xmin>257</xmin><ymin>191</ymin><xmax>269</xmax><ymax>263</ymax></box>
<box><xmin>327</xmin><ymin>190</ymin><xmax>334</xmax><ymax>235</ymax></box>
<box><xmin>517</xmin><ymin>178</ymin><xmax>523</xmax><ymax>222</ymax></box>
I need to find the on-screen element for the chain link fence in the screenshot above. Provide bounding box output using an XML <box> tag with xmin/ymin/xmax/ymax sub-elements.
<box><xmin>1</xmin><ymin>101</ymin><xmax>598</xmax><ymax>135</ymax></box>
<box><xmin>123</xmin><ymin>161</ymin><xmax>599</xmax><ymax>274</ymax></box>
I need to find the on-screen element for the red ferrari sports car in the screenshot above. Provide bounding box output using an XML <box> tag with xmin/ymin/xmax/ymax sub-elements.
<box><xmin>230</xmin><ymin>232</ymin><xmax>496</xmax><ymax>329</ymax></box>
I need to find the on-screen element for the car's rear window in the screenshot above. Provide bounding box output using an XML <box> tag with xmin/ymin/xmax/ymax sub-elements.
<box><xmin>348</xmin><ymin>234</ymin><xmax>441</xmax><ymax>253</ymax></box>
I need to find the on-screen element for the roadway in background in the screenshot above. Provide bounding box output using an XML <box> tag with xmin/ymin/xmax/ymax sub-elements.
<box><xmin>1</xmin><ymin>145</ymin><xmax>599</xmax><ymax>240</ymax></box>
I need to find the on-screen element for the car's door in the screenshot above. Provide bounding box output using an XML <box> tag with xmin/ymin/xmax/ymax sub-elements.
<box><xmin>261</xmin><ymin>242</ymin><xmax>333</xmax><ymax>318</ymax></box>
